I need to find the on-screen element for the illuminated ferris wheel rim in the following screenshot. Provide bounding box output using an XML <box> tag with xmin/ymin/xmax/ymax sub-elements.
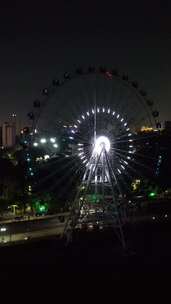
<box><xmin>68</xmin><ymin>106</ymin><xmax>130</xmax><ymax>131</ymax></box>
<box><xmin>67</xmin><ymin>106</ymin><xmax>135</xmax><ymax>174</ymax></box>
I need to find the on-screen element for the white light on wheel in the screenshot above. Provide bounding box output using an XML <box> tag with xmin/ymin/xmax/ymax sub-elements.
<box><xmin>53</xmin><ymin>143</ymin><xmax>58</xmax><ymax>148</ymax></box>
<box><xmin>50</xmin><ymin>137</ymin><xmax>56</xmax><ymax>143</ymax></box>
<box><xmin>33</xmin><ymin>142</ymin><xmax>38</xmax><ymax>147</ymax></box>
<box><xmin>40</xmin><ymin>138</ymin><xmax>47</xmax><ymax>144</ymax></box>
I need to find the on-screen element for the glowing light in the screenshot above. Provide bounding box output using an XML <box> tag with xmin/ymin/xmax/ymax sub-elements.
<box><xmin>121</xmin><ymin>165</ymin><xmax>125</xmax><ymax>170</ymax></box>
<box><xmin>34</xmin><ymin>129</ymin><xmax>38</xmax><ymax>134</ymax></box>
<box><xmin>102</xmin><ymin>107</ymin><xmax>105</xmax><ymax>113</ymax></box>
<box><xmin>82</xmin><ymin>115</ymin><xmax>85</xmax><ymax>120</ymax></box>
<box><xmin>44</xmin><ymin>154</ymin><xmax>50</xmax><ymax>160</ymax></box>
<box><xmin>117</xmin><ymin>169</ymin><xmax>121</xmax><ymax>174</ymax></box>
<box><xmin>69</xmin><ymin>137</ymin><xmax>74</xmax><ymax>140</ymax></box>
<box><xmin>107</xmin><ymin>108</ymin><xmax>110</xmax><ymax>114</ymax></box>
<box><xmin>53</xmin><ymin>143</ymin><xmax>58</xmax><ymax>148</ymax></box>
<box><xmin>78</xmin><ymin>148</ymin><xmax>83</xmax><ymax>151</ymax></box>
<box><xmin>39</xmin><ymin>205</ymin><xmax>46</xmax><ymax>213</ymax></box>
<box><xmin>124</xmin><ymin>123</ymin><xmax>127</xmax><ymax>126</ymax></box>
<box><xmin>126</xmin><ymin>128</ymin><xmax>130</xmax><ymax>131</ymax></box>
<box><xmin>79</xmin><ymin>152</ymin><xmax>84</xmax><ymax>156</ymax></box>
<box><xmin>120</xmin><ymin>118</ymin><xmax>124</xmax><ymax>122</ymax></box>
<box><xmin>74</xmin><ymin>125</ymin><xmax>78</xmax><ymax>128</ymax></box>
<box><xmin>129</xmin><ymin>145</ymin><xmax>133</xmax><ymax>148</ymax></box>
<box><xmin>77</xmin><ymin>120</ymin><xmax>81</xmax><ymax>124</ymax></box>
<box><xmin>129</xmin><ymin>139</ymin><xmax>133</xmax><ymax>142</ymax></box>
<box><xmin>71</xmin><ymin>130</ymin><xmax>75</xmax><ymax>134</ymax></box>
<box><xmin>0</xmin><ymin>227</ymin><xmax>7</xmax><ymax>232</ymax></box>
<box><xmin>128</xmin><ymin>133</ymin><xmax>132</xmax><ymax>136</ymax></box>
<box><xmin>78</xmin><ymin>143</ymin><xmax>83</xmax><ymax>146</ymax></box>
<box><xmin>82</xmin><ymin>159</ymin><xmax>87</xmax><ymax>164</ymax></box>
<box><xmin>92</xmin><ymin>109</ymin><xmax>95</xmax><ymax>114</ymax></box>
<box><xmin>112</xmin><ymin>111</ymin><xmax>115</xmax><ymax>116</ymax></box>
<box><xmin>141</xmin><ymin>126</ymin><xmax>154</xmax><ymax>132</ymax></box>
<box><xmin>127</xmin><ymin>156</ymin><xmax>131</xmax><ymax>160</ymax></box>
<box><xmin>27</xmin><ymin>158</ymin><xmax>31</xmax><ymax>162</ymax></box>
<box><xmin>132</xmin><ymin>179</ymin><xmax>141</xmax><ymax>191</ymax></box>
<box><xmin>123</xmin><ymin>160</ymin><xmax>128</xmax><ymax>165</ymax></box>
<box><xmin>50</xmin><ymin>137</ymin><xmax>56</xmax><ymax>143</ymax></box>
<box><xmin>148</xmin><ymin>192</ymin><xmax>156</xmax><ymax>198</ymax></box>
<box><xmin>117</xmin><ymin>114</ymin><xmax>120</xmax><ymax>119</ymax></box>
<box><xmin>86</xmin><ymin>112</ymin><xmax>90</xmax><ymax>116</ymax></box>
<box><xmin>97</xmin><ymin>108</ymin><xmax>100</xmax><ymax>113</ymax></box>
<box><xmin>40</xmin><ymin>138</ymin><xmax>47</xmax><ymax>144</ymax></box>
<box><xmin>94</xmin><ymin>136</ymin><xmax>111</xmax><ymax>155</ymax></box>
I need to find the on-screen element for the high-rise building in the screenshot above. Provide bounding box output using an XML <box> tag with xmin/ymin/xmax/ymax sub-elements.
<box><xmin>10</xmin><ymin>113</ymin><xmax>21</xmax><ymax>135</ymax></box>
<box><xmin>2</xmin><ymin>122</ymin><xmax>16</xmax><ymax>147</ymax></box>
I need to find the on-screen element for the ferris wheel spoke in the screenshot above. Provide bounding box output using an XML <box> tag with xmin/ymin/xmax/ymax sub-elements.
<box><xmin>44</xmin><ymin>163</ymin><xmax>82</xmax><ymax>194</ymax></box>
<box><xmin>113</xmin><ymin>145</ymin><xmax>156</xmax><ymax>162</ymax></box>
<box><xmin>35</xmin><ymin>156</ymin><xmax>79</xmax><ymax>186</ymax></box>
<box><xmin>113</xmin><ymin>149</ymin><xmax>155</xmax><ymax>176</ymax></box>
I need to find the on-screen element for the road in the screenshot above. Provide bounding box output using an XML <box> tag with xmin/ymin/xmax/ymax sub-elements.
<box><xmin>0</xmin><ymin>213</ymin><xmax>69</xmax><ymax>245</ymax></box>
<box><xmin>0</xmin><ymin>208</ymin><xmax>170</xmax><ymax>245</ymax></box>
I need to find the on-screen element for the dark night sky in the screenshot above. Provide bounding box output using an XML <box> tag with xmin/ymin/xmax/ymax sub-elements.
<box><xmin>0</xmin><ymin>0</ymin><xmax>171</xmax><ymax>124</ymax></box>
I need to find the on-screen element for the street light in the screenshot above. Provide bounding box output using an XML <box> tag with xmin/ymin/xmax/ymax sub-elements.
<box><xmin>8</xmin><ymin>204</ymin><xmax>18</xmax><ymax>215</ymax></box>
<box><xmin>0</xmin><ymin>226</ymin><xmax>7</xmax><ymax>243</ymax></box>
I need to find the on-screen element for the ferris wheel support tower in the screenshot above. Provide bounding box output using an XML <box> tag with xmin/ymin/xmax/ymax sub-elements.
<box><xmin>64</xmin><ymin>135</ymin><xmax>126</xmax><ymax>249</ymax></box>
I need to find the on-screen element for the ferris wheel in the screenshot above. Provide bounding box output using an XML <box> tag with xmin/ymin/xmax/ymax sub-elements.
<box><xmin>27</xmin><ymin>66</ymin><xmax>160</xmax><ymax>246</ymax></box>
<box><xmin>27</xmin><ymin>65</ymin><xmax>160</xmax><ymax>183</ymax></box>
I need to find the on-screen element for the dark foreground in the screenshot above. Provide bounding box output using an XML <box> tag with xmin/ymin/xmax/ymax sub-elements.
<box><xmin>1</xmin><ymin>220</ymin><xmax>171</xmax><ymax>289</ymax></box>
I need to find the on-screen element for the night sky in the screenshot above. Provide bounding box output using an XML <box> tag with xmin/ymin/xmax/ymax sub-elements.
<box><xmin>0</xmin><ymin>1</ymin><xmax>171</xmax><ymax>124</ymax></box>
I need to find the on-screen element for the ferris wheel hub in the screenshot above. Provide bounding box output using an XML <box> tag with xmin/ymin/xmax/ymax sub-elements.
<box><xmin>94</xmin><ymin>136</ymin><xmax>111</xmax><ymax>155</ymax></box>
